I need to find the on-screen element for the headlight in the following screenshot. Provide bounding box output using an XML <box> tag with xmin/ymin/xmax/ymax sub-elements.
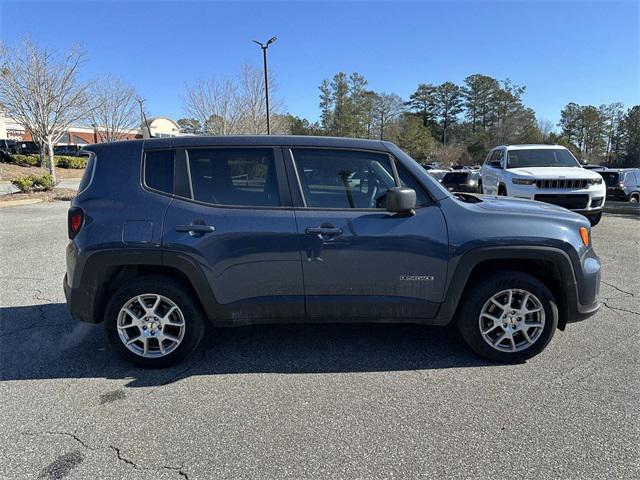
<box><xmin>512</xmin><ymin>178</ymin><xmax>536</xmax><ymax>185</ymax></box>
<box><xmin>587</xmin><ymin>178</ymin><xmax>603</xmax><ymax>185</ymax></box>
<box><xmin>468</xmin><ymin>180</ymin><xmax>477</xmax><ymax>186</ymax></box>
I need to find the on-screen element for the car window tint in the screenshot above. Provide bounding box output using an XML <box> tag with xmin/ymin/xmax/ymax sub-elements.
<box><xmin>78</xmin><ymin>153</ymin><xmax>96</xmax><ymax>192</ymax></box>
<box><xmin>395</xmin><ymin>163</ymin><xmax>430</xmax><ymax>206</ymax></box>
<box><xmin>145</xmin><ymin>149</ymin><xmax>175</xmax><ymax>194</ymax></box>
<box><xmin>291</xmin><ymin>149</ymin><xmax>397</xmax><ymax>209</ymax></box>
<box><xmin>187</xmin><ymin>148</ymin><xmax>279</xmax><ymax>207</ymax></box>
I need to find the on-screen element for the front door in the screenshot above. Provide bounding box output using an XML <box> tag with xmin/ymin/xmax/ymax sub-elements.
<box><xmin>161</xmin><ymin>146</ymin><xmax>305</xmax><ymax>322</ymax></box>
<box><xmin>286</xmin><ymin>147</ymin><xmax>448</xmax><ymax>321</ymax></box>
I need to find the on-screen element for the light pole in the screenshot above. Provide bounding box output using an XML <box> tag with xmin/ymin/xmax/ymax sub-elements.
<box><xmin>253</xmin><ymin>36</ymin><xmax>277</xmax><ymax>135</ymax></box>
<box><xmin>136</xmin><ymin>98</ymin><xmax>152</xmax><ymax>138</ymax></box>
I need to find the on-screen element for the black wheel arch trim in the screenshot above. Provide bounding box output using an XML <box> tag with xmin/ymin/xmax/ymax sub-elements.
<box><xmin>434</xmin><ymin>244</ymin><xmax>591</xmax><ymax>329</ymax></box>
<box><xmin>67</xmin><ymin>248</ymin><xmax>220</xmax><ymax>324</ymax></box>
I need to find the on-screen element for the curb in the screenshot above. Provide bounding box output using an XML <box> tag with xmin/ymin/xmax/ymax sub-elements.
<box><xmin>0</xmin><ymin>198</ymin><xmax>44</xmax><ymax>208</ymax></box>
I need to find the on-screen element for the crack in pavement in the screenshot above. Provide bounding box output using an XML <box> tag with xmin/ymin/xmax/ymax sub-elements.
<box><xmin>21</xmin><ymin>430</ymin><xmax>190</xmax><ymax>479</ymax></box>
<box><xmin>602</xmin><ymin>301</ymin><xmax>640</xmax><ymax>317</ymax></box>
<box><xmin>601</xmin><ymin>280</ymin><xmax>636</xmax><ymax>297</ymax></box>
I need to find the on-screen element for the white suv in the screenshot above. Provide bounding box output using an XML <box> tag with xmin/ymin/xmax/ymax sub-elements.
<box><xmin>480</xmin><ymin>145</ymin><xmax>606</xmax><ymax>225</ymax></box>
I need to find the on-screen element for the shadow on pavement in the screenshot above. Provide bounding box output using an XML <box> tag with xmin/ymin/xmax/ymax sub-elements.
<box><xmin>0</xmin><ymin>303</ymin><xmax>495</xmax><ymax>387</ymax></box>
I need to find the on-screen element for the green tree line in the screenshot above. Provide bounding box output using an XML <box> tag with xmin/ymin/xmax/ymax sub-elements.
<box><xmin>281</xmin><ymin>72</ymin><xmax>639</xmax><ymax>168</ymax></box>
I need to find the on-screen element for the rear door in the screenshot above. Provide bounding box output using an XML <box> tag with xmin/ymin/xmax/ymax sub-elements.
<box><xmin>285</xmin><ymin>147</ymin><xmax>448</xmax><ymax>321</ymax></box>
<box><xmin>161</xmin><ymin>146</ymin><xmax>305</xmax><ymax>322</ymax></box>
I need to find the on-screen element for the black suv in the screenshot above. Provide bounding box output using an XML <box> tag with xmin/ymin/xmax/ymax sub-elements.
<box><xmin>64</xmin><ymin>136</ymin><xmax>601</xmax><ymax>367</ymax></box>
<box><xmin>440</xmin><ymin>170</ymin><xmax>481</xmax><ymax>193</ymax></box>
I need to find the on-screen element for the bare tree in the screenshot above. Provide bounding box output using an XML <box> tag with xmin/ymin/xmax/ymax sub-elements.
<box><xmin>182</xmin><ymin>65</ymin><xmax>285</xmax><ymax>135</ymax></box>
<box><xmin>87</xmin><ymin>76</ymin><xmax>138</xmax><ymax>142</ymax></box>
<box><xmin>183</xmin><ymin>78</ymin><xmax>242</xmax><ymax>135</ymax></box>
<box><xmin>537</xmin><ymin>118</ymin><xmax>555</xmax><ymax>141</ymax></box>
<box><xmin>0</xmin><ymin>37</ymin><xmax>93</xmax><ymax>182</ymax></box>
<box><xmin>373</xmin><ymin>93</ymin><xmax>404</xmax><ymax>140</ymax></box>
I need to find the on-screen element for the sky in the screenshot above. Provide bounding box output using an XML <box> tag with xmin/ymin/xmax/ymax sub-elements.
<box><xmin>1</xmin><ymin>0</ymin><xmax>638</xmax><ymax>128</ymax></box>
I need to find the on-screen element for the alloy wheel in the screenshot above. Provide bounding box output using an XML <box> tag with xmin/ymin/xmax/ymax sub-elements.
<box><xmin>478</xmin><ymin>288</ymin><xmax>545</xmax><ymax>353</ymax></box>
<box><xmin>117</xmin><ymin>294</ymin><xmax>186</xmax><ymax>358</ymax></box>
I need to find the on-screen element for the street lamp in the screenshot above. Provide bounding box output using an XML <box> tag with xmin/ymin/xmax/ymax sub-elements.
<box><xmin>252</xmin><ymin>36</ymin><xmax>277</xmax><ymax>135</ymax></box>
<box><xmin>136</xmin><ymin>98</ymin><xmax>152</xmax><ymax>138</ymax></box>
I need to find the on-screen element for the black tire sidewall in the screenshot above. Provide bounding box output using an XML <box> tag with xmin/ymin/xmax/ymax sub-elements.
<box><xmin>104</xmin><ymin>276</ymin><xmax>206</xmax><ymax>368</ymax></box>
<box><xmin>457</xmin><ymin>271</ymin><xmax>558</xmax><ymax>363</ymax></box>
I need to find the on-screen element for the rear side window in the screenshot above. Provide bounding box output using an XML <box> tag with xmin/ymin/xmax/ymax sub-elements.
<box><xmin>145</xmin><ymin>150</ymin><xmax>175</xmax><ymax>194</ymax></box>
<box><xmin>187</xmin><ymin>148</ymin><xmax>279</xmax><ymax>207</ymax></box>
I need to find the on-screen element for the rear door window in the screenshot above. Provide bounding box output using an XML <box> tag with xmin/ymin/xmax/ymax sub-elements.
<box><xmin>187</xmin><ymin>148</ymin><xmax>280</xmax><ymax>207</ymax></box>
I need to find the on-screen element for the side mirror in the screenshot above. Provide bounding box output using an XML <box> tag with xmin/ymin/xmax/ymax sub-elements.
<box><xmin>386</xmin><ymin>187</ymin><xmax>416</xmax><ymax>216</ymax></box>
<box><xmin>489</xmin><ymin>161</ymin><xmax>503</xmax><ymax>169</ymax></box>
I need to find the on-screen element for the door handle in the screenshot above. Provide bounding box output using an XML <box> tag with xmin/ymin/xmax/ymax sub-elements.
<box><xmin>175</xmin><ymin>224</ymin><xmax>215</xmax><ymax>235</ymax></box>
<box><xmin>305</xmin><ymin>226</ymin><xmax>343</xmax><ymax>236</ymax></box>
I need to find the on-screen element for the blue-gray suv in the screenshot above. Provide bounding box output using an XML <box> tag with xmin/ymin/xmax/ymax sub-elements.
<box><xmin>64</xmin><ymin>136</ymin><xmax>601</xmax><ymax>367</ymax></box>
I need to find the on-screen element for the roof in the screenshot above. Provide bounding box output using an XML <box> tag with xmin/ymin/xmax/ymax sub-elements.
<box><xmin>87</xmin><ymin>135</ymin><xmax>390</xmax><ymax>152</ymax></box>
<box><xmin>494</xmin><ymin>144</ymin><xmax>570</xmax><ymax>150</ymax></box>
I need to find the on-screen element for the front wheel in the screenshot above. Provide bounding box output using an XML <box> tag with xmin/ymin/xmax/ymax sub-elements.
<box><xmin>104</xmin><ymin>276</ymin><xmax>206</xmax><ymax>368</ymax></box>
<box><xmin>457</xmin><ymin>271</ymin><xmax>558</xmax><ymax>363</ymax></box>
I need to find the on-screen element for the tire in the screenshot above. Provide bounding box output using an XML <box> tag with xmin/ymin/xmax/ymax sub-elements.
<box><xmin>630</xmin><ymin>194</ymin><xmax>639</xmax><ymax>204</ymax></box>
<box><xmin>104</xmin><ymin>276</ymin><xmax>206</xmax><ymax>368</ymax></box>
<box><xmin>478</xmin><ymin>180</ymin><xmax>483</xmax><ymax>194</ymax></box>
<box><xmin>498</xmin><ymin>185</ymin><xmax>507</xmax><ymax>196</ymax></box>
<box><xmin>586</xmin><ymin>211</ymin><xmax>602</xmax><ymax>226</ymax></box>
<box><xmin>457</xmin><ymin>271</ymin><xmax>558</xmax><ymax>363</ymax></box>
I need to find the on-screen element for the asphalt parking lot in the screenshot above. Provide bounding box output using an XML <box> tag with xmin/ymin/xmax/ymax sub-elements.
<box><xmin>1</xmin><ymin>201</ymin><xmax>638</xmax><ymax>479</ymax></box>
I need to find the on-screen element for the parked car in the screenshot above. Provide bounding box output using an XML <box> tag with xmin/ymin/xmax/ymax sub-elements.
<box><xmin>65</xmin><ymin>136</ymin><xmax>601</xmax><ymax>367</ymax></box>
<box><xmin>17</xmin><ymin>141</ymin><xmax>41</xmax><ymax>155</ymax></box>
<box><xmin>426</xmin><ymin>169</ymin><xmax>450</xmax><ymax>182</ymax></box>
<box><xmin>54</xmin><ymin>144</ymin><xmax>90</xmax><ymax>157</ymax></box>
<box><xmin>599</xmin><ymin>169</ymin><xmax>640</xmax><ymax>203</ymax></box>
<box><xmin>0</xmin><ymin>139</ymin><xmax>18</xmax><ymax>161</ymax></box>
<box><xmin>0</xmin><ymin>139</ymin><xmax>18</xmax><ymax>154</ymax></box>
<box><xmin>480</xmin><ymin>145</ymin><xmax>606</xmax><ymax>226</ymax></box>
<box><xmin>441</xmin><ymin>170</ymin><xmax>481</xmax><ymax>193</ymax></box>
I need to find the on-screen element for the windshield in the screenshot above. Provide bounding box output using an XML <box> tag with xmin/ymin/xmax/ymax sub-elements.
<box><xmin>507</xmin><ymin>149</ymin><xmax>580</xmax><ymax>168</ymax></box>
<box><xmin>599</xmin><ymin>172</ymin><xmax>620</xmax><ymax>187</ymax></box>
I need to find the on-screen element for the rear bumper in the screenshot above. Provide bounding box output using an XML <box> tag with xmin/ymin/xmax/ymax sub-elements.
<box><xmin>64</xmin><ymin>273</ymin><xmax>100</xmax><ymax>323</ymax></box>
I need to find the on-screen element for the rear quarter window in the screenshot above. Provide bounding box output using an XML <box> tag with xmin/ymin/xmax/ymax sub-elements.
<box><xmin>77</xmin><ymin>153</ymin><xmax>96</xmax><ymax>193</ymax></box>
<box><xmin>144</xmin><ymin>149</ymin><xmax>175</xmax><ymax>194</ymax></box>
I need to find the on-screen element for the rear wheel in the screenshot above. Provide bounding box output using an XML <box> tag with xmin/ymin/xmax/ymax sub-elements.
<box><xmin>104</xmin><ymin>276</ymin><xmax>205</xmax><ymax>368</ymax></box>
<box><xmin>457</xmin><ymin>271</ymin><xmax>558</xmax><ymax>363</ymax></box>
<box><xmin>498</xmin><ymin>185</ymin><xmax>507</xmax><ymax>196</ymax></box>
<box><xmin>630</xmin><ymin>193</ymin><xmax>639</xmax><ymax>204</ymax></box>
<box><xmin>478</xmin><ymin>180</ymin><xmax>483</xmax><ymax>194</ymax></box>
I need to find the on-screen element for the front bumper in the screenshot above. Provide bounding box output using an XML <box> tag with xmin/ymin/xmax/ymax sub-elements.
<box><xmin>564</xmin><ymin>247</ymin><xmax>601</xmax><ymax>325</ymax></box>
<box><xmin>510</xmin><ymin>183</ymin><xmax>606</xmax><ymax>213</ymax></box>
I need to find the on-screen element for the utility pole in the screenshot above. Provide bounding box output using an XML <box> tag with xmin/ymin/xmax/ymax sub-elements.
<box><xmin>252</xmin><ymin>37</ymin><xmax>277</xmax><ymax>134</ymax></box>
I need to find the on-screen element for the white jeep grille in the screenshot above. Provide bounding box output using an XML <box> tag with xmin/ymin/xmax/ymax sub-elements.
<box><xmin>535</xmin><ymin>179</ymin><xmax>589</xmax><ymax>189</ymax></box>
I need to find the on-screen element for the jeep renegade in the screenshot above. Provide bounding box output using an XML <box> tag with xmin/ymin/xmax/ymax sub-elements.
<box><xmin>64</xmin><ymin>136</ymin><xmax>601</xmax><ymax>367</ymax></box>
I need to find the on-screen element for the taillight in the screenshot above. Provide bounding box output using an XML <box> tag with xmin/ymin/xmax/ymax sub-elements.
<box><xmin>68</xmin><ymin>207</ymin><xmax>84</xmax><ymax>239</ymax></box>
